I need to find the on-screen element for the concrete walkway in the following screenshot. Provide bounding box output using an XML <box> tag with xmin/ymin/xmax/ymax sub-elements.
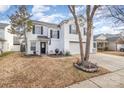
<box><xmin>68</xmin><ymin>53</ymin><xmax>124</xmax><ymax>88</ymax></box>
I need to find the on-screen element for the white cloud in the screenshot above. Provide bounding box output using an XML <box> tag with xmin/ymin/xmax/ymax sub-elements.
<box><xmin>75</xmin><ymin>6</ymin><xmax>85</xmax><ymax>14</ymax></box>
<box><xmin>40</xmin><ymin>13</ymin><xmax>66</xmax><ymax>23</ymax></box>
<box><xmin>0</xmin><ymin>5</ymin><xmax>10</xmax><ymax>13</ymax></box>
<box><xmin>94</xmin><ymin>26</ymin><xmax>121</xmax><ymax>35</ymax></box>
<box><xmin>31</xmin><ymin>5</ymin><xmax>66</xmax><ymax>23</ymax></box>
<box><xmin>32</xmin><ymin>5</ymin><xmax>50</xmax><ymax>14</ymax></box>
<box><xmin>0</xmin><ymin>20</ymin><xmax>9</xmax><ymax>24</ymax></box>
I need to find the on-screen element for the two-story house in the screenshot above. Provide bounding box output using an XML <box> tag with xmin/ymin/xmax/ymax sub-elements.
<box><xmin>26</xmin><ymin>16</ymin><xmax>94</xmax><ymax>55</ymax></box>
<box><xmin>0</xmin><ymin>23</ymin><xmax>12</xmax><ymax>52</ymax></box>
<box><xmin>0</xmin><ymin>23</ymin><xmax>20</xmax><ymax>53</ymax></box>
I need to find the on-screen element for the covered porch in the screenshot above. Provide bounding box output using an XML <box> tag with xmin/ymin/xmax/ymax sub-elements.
<box><xmin>97</xmin><ymin>40</ymin><xmax>108</xmax><ymax>51</ymax></box>
<box><xmin>27</xmin><ymin>36</ymin><xmax>50</xmax><ymax>55</ymax></box>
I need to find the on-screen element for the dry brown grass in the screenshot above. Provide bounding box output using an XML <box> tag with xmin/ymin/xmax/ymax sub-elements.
<box><xmin>0</xmin><ymin>53</ymin><xmax>109</xmax><ymax>88</ymax></box>
<box><xmin>101</xmin><ymin>51</ymin><xmax>124</xmax><ymax>56</ymax></box>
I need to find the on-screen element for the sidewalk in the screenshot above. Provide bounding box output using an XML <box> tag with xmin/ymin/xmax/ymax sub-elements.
<box><xmin>68</xmin><ymin>53</ymin><xmax>124</xmax><ymax>88</ymax></box>
<box><xmin>68</xmin><ymin>69</ymin><xmax>124</xmax><ymax>88</ymax></box>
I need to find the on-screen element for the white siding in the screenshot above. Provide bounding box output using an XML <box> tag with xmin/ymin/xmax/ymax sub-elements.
<box><xmin>108</xmin><ymin>42</ymin><xmax>116</xmax><ymax>51</ymax></box>
<box><xmin>4</xmin><ymin>25</ymin><xmax>14</xmax><ymax>52</ymax></box>
<box><xmin>61</xmin><ymin>18</ymin><xmax>93</xmax><ymax>54</ymax></box>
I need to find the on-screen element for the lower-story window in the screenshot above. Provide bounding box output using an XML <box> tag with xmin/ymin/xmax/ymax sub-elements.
<box><xmin>93</xmin><ymin>42</ymin><xmax>96</xmax><ymax>48</ymax></box>
<box><xmin>30</xmin><ymin>41</ymin><xmax>36</xmax><ymax>51</ymax></box>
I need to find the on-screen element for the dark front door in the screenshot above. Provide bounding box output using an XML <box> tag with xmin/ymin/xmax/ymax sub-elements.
<box><xmin>40</xmin><ymin>42</ymin><xmax>46</xmax><ymax>54</ymax></box>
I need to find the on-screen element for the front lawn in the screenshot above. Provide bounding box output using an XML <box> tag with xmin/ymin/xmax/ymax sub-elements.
<box><xmin>0</xmin><ymin>53</ymin><xmax>109</xmax><ymax>88</ymax></box>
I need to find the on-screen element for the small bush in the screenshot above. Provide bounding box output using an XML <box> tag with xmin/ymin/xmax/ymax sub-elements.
<box><xmin>64</xmin><ymin>51</ymin><xmax>71</xmax><ymax>56</ymax></box>
<box><xmin>0</xmin><ymin>51</ymin><xmax>13</xmax><ymax>57</ymax></box>
<box><xmin>59</xmin><ymin>51</ymin><xmax>63</xmax><ymax>56</ymax></box>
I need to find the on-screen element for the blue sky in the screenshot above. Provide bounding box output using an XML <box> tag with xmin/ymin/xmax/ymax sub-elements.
<box><xmin>0</xmin><ymin>5</ymin><xmax>123</xmax><ymax>35</ymax></box>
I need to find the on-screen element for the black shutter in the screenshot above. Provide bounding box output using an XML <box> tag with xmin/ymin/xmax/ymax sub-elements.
<box><xmin>50</xmin><ymin>30</ymin><xmax>52</xmax><ymax>38</ymax></box>
<box><xmin>69</xmin><ymin>25</ymin><xmax>71</xmax><ymax>34</ymax></box>
<box><xmin>84</xmin><ymin>27</ymin><xmax>86</xmax><ymax>35</ymax></box>
<box><xmin>41</xmin><ymin>26</ymin><xmax>43</xmax><ymax>34</ymax></box>
<box><xmin>57</xmin><ymin>30</ymin><xmax>59</xmax><ymax>39</ymax></box>
<box><xmin>32</xmin><ymin>25</ymin><xmax>35</xmax><ymax>34</ymax></box>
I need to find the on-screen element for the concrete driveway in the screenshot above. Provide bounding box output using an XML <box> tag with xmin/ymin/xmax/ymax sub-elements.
<box><xmin>68</xmin><ymin>53</ymin><xmax>124</xmax><ymax>88</ymax></box>
<box><xmin>91</xmin><ymin>53</ymin><xmax>124</xmax><ymax>71</ymax></box>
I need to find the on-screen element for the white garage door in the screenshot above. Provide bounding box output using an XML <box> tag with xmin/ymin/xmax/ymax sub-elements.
<box><xmin>69</xmin><ymin>42</ymin><xmax>86</xmax><ymax>54</ymax></box>
<box><xmin>117</xmin><ymin>44</ymin><xmax>124</xmax><ymax>51</ymax></box>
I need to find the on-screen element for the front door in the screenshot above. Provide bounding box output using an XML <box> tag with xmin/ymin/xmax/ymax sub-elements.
<box><xmin>40</xmin><ymin>42</ymin><xmax>46</xmax><ymax>54</ymax></box>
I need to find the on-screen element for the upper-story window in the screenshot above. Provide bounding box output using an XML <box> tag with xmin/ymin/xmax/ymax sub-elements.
<box><xmin>69</xmin><ymin>24</ymin><xmax>76</xmax><ymax>34</ymax></box>
<box><xmin>13</xmin><ymin>36</ymin><xmax>20</xmax><ymax>45</ymax></box>
<box><xmin>50</xmin><ymin>30</ymin><xmax>59</xmax><ymax>39</ymax></box>
<box><xmin>83</xmin><ymin>27</ymin><xmax>86</xmax><ymax>35</ymax></box>
<box><xmin>0</xmin><ymin>29</ymin><xmax>4</xmax><ymax>39</ymax></box>
<box><xmin>32</xmin><ymin>25</ymin><xmax>44</xmax><ymax>35</ymax></box>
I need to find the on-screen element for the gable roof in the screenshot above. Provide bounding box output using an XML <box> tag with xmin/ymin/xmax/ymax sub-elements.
<box><xmin>116</xmin><ymin>38</ymin><xmax>124</xmax><ymax>44</ymax></box>
<box><xmin>94</xmin><ymin>33</ymin><xmax>121</xmax><ymax>42</ymax></box>
<box><xmin>94</xmin><ymin>34</ymin><xmax>107</xmax><ymax>41</ymax></box>
<box><xmin>0</xmin><ymin>23</ymin><xmax>9</xmax><ymax>28</ymax></box>
<box><xmin>32</xmin><ymin>20</ymin><xmax>59</xmax><ymax>28</ymax></box>
<box><xmin>107</xmin><ymin>36</ymin><xmax>120</xmax><ymax>42</ymax></box>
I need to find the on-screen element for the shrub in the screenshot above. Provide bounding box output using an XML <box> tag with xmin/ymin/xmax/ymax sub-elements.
<box><xmin>59</xmin><ymin>51</ymin><xmax>63</xmax><ymax>56</ymax></box>
<box><xmin>64</xmin><ymin>51</ymin><xmax>71</xmax><ymax>56</ymax></box>
<box><xmin>0</xmin><ymin>51</ymin><xmax>13</xmax><ymax>57</ymax></box>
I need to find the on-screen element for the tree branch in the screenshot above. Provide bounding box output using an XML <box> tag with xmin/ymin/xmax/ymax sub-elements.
<box><xmin>91</xmin><ymin>5</ymin><xmax>100</xmax><ymax>19</ymax></box>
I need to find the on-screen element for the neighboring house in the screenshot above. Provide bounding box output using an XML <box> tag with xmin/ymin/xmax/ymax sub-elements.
<box><xmin>25</xmin><ymin>16</ymin><xmax>94</xmax><ymax>55</ymax></box>
<box><xmin>94</xmin><ymin>32</ymin><xmax>124</xmax><ymax>51</ymax></box>
<box><xmin>0</xmin><ymin>23</ymin><xmax>20</xmax><ymax>53</ymax></box>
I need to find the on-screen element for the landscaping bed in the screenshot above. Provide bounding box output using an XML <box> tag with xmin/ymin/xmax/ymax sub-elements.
<box><xmin>0</xmin><ymin>53</ymin><xmax>110</xmax><ymax>88</ymax></box>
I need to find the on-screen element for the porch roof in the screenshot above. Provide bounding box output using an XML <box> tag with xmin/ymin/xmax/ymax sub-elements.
<box><xmin>0</xmin><ymin>38</ymin><xmax>6</xmax><ymax>42</ymax></box>
<box><xmin>37</xmin><ymin>36</ymin><xmax>50</xmax><ymax>41</ymax></box>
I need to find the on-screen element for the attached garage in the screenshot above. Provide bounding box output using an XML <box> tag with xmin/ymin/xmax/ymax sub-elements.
<box><xmin>69</xmin><ymin>41</ymin><xmax>86</xmax><ymax>54</ymax></box>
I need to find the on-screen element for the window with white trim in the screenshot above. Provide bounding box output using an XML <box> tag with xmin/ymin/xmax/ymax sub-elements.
<box><xmin>30</xmin><ymin>41</ymin><xmax>36</xmax><ymax>51</ymax></box>
<box><xmin>0</xmin><ymin>29</ymin><xmax>4</xmax><ymax>39</ymax></box>
<box><xmin>69</xmin><ymin>24</ymin><xmax>76</xmax><ymax>34</ymax></box>
<box><xmin>50</xmin><ymin>30</ymin><xmax>59</xmax><ymax>39</ymax></box>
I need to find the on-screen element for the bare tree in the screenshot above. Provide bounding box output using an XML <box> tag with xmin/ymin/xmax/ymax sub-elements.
<box><xmin>68</xmin><ymin>5</ymin><xmax>100</xmax><ymax>72</ymax></box>
<box><xmin>85</xmin><ymin>5</ymin><xmax>100</xmax><ymax>62</ymax></box>
<box><xmin>108</xmin><ymin>6</ymin><xmax>124</xmax><ymax>24</ymax></box>
<box><xmin>68</xmin><ymin>5</ymin><xmax>84</xmax><ymax>63</ymax></box>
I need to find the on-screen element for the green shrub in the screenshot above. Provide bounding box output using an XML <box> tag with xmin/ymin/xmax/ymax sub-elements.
<box><xmin>64</xmin><ymin>51</ymin><xmax>71</xmax><ymax>56</ymax></box>
<box><xmin>0</xmin><ymin>51</ymin><xmax>13</xmax><ymax>57</ymax></box>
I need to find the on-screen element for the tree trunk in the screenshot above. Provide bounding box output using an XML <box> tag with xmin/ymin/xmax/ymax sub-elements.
<box><xmin>85</xmin><ymin>5</ymin><xmax>92</xmax><ymax>62</ymax></box>
<box><xmin>68</xmin><ymin>5</ymin><xmax>84</xmax><ymax>63</ymax></box>
<box><xmin>85</xmin><ymin>19</ymin><xmax>92</xmax><ymax>62</ymax></box>
<box><xmin>73</xmin><ymin>14</ymin><xmax>84</xmax><ymax>63</ymax></box>
<box><xmin>24</xmin><ymin>25</ymin><xmax>28</xmax><ymax>55</ymax></box>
